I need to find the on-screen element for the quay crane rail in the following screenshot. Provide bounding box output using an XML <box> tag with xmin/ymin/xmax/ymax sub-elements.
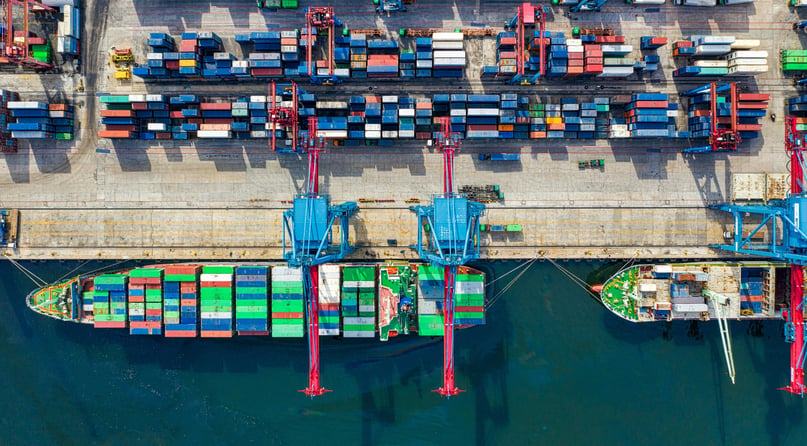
<box><xmin>283</xmin><ymin>116</ymin><xmax>359</xmax><ymax>397</ymax></box>
<box><xmin>709</xmin><ymin>115</ymin><xmax>807</xmax><ymax>395</ymax></box>
<box><xmin>410</xmin><ymin>117</ymin><xmax>484</xmax><ymax>397</ymax></box>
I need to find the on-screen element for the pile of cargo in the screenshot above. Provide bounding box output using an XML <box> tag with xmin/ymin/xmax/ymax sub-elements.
<box><xmin>163</xmin><ymin>265</ymin><xmax>200</xmax><ymax>337</ymax></box>
<box><xmin>342</xmin><ymin>266</ymin><xmax>376</xmax><ymax>338</ymax></box>
<box><xmin>432</xmin><ymin>32</ymin><xmax>465</xmax><ymax>77</ymax></box>
<box><xmin>134</xmin><ymin>32</ymin><xmax>223</xmax><ymax>78</ymax></box>
<box><xmin>367</xmin><ymin>39</ymin><xmax>399</xmax><ymax>78</ymax></box>
<box><xmin>349</xmin><ymin>34</ymin><xmax>367</xmax><ymax>78</ymax></box>
<box><xmin>98</xmin><ymin>94</ymin><xmax>285</xmax><ymax>140</ymax></box>
<box><xmin>271</xmin><ymin>266</ymin><xmax>304</xmax><ymax>338</ymax></box>
<box><xmin>684</xmin><ymin>89</ymin><xmax>768</xmax><ymax>139</ymax></box>
<box><xmin>454</xmin><ymin>269</ymin><xmax>485</xmax><ymax>326</ymax></box>
<box><xmin>56</xmin><ymin>4</ymin><xmax>80</xmax><ymax>56</ymax></box>
<box><xmin>673</xmin><ymin>37</ymin><xmax>768</xmax><ymax>77</ymax></box>
<box><xmin>493</xmin><ymin>31</ymin><xmax>517</xmax><ymax>78</ymax></box>
<box><xmin>416</xmin><ymin>37</ymin><xmax>433</xmax><ymax>77</ymax></box>
<box><xmin>527</xmin><ymin>97</ymin><xmax>612</xmax><ymax>139</ymax></box>
<box><xmin>739</xmin><ymin>269</ymin><xmax>765</xmax><ymax>314</ymax></box>
<box><xmin>128</xmin><ymin>268</ymin><xmax>163</xmax><ymax>335</ymax></box>
<box><xmin>788</xmin><ymin>95</ymin><xmax>807</xmax><ymax>116</ymax></box>
<box><xmin>782</xmin><ymin>50</ymin><xmax>807</xmax><ymax>72</ymax></box>
<box><xmin>7</xmin><ymin>101</ymin><xmax>73</xmax><ymax>140</ymax></box>
<box><xmin>235</xmin><ymin>266</ymin><xmax>269</xmax><ymax>335</ymax></box>
<box><xmin>616</xmin><ymin>94</ymin><xmax>680</xmax><ymax>138</ymax></box>
<box><xmin>318</xmin><ymin>265</ymin><xmax>341</xmax><ymax>336</ymax></box>
<box><xmin>550</xmin><ymin>32</ymin><xmax>634</xmax><ymax>78</ymax></box>
<box><xmin>93</xmin><ymin>274</ymin><xmax>127</xmax><ymax>328</ymax></box>
<box><xmin>200</xmin><ymin>266</ymin><xmax>233</xmax><ymax>338</ymax></box>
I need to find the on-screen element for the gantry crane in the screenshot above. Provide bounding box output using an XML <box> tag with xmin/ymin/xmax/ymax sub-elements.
<box><xmin>504</xmin><ymin>2</ymin><xmax>548</xmax><ymax>85</ymax></box>
<box><xmin>410</xmin><ymin>117</ymin><xmax>485</xmax><ymax>397</ymax></box>
<box><xmin>268</xmin><ymin>81</ymin><xmax>300</xmax><ymax>153</ymax></box>
<box><xmin>283</xmin><ymin>117</ymin><xmax>359</xmax><ymax>397</ymax></box>
<box><xmin>3</xmin><ymin>0</ymin><xmax>55</xmax><ymax>69</ymax></box>
<box><xmin>304</xmin><ymin>6</ymin><xmax>343</xmax><ymax>85</ymax></box>
<box><xmin>683</xmin><ymin>82</ymin><xmax>741</xmax><ymax>153</ymax></box>
<box><xmin>709</xmin><ymin>116</ymin><xmax>807</xmax><ymax>395</ymax></box>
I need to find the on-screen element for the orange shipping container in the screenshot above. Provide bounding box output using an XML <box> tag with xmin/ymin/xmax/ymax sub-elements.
<box><xmin>97</xmin><ymin>130</ymin><xmax>133</xmax><ymax>138</ymax></box>
<box><xmin>529</xmin><ymin>131</ymin><xmax>546</xmax><ymax>139</ymax></box>
<box><xmin>548</xmin><ymin>123</ymin><xmax>565</xmax><ymax>131</ymax></box>
<box><xmin>498</xmin><ymin>124</ymin><xmax>514</xmax><ymax>131</ymax></box>
<box><xmin>100</xmin><ymin>110</ymin><xmax>133</xmax><ymax>117</ymax></box>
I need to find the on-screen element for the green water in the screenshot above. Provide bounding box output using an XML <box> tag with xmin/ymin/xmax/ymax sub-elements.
<box><xmin>1</xmin><ymin>260</ymin><xmax>805</xmax><ymax>445</ymax></box>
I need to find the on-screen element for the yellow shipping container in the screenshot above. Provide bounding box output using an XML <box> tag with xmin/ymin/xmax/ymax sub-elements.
<box><xmin>179</xmin><ymin>59</ymin><xmax>198</xmax><ymax>67</ymax></box>
<box><xmin>546</xmin><ymin>117</ymin><xmax>563</xmax><ymax>124</ymax></box>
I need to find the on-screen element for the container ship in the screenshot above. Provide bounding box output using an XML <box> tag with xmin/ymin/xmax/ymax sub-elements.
<box><xmin>597</xmin><ymin>262</ymin><xmax>789</xmax><ymax>322</ymax></box>
<box><xmin>27</xmin><ymin>262</ymin><xmax>485</xmax><ymax>340</ymax></box>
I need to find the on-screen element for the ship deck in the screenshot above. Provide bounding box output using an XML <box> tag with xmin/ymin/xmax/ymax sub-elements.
<box><xmin>0</xmin><ymin>0</ymin><xmax>798</xmax><ymax>260</ymax></box>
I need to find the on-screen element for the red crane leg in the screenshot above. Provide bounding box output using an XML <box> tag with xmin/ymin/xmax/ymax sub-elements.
<box><xmin>435</xmin><ymin>266</ymin><xmax>462</xmax><ymax>396</ymax></box>
<box><xmin>787</xmin><ymin>266</ymin><xmax>805</xmax><ymax>395</ymax></box>
<box><xmin>303</xmin><ymin>265</ymin><xmax>328</xmax><ymax>397</ymax></box>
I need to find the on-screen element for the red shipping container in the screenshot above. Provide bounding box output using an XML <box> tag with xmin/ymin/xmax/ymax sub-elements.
<box><xmin>455</xmin><ymin>306</ymin><xmax>484</xmax><ymax>313</ymax></box>
<box><xmin>467</xmin><ymin>124</ymin><xmax>497</xmax><ymax>131</ymax></box>
<box><xmin>170</xmin><ymin>111</ymin><xmax>184</xmax><ymax>118</ymax></box>
<box><xmin>633</xmin><ymin>100</ymin><xmax>668</xmax><ymax>108</ymax></box>
<box><xmin>188</xmin><ymin>118</ymin><xmax>203</xmax><ymax>124</ymax></box>
<box><xmin>498</xmin><ymin>51</ymin><xmax>517</xmax><ymax>59</ymax></box>
<box><xmin>692</xmin><ymin>110</ymin><xmax>712</xmax><ymax>117</ymax></box>
<box><xmin>103</xmin><ymin>124</ymin><xmax>138</xmax><ymax>131</ymax></box>
<box><xmin>98</xmin><ymin>130</ymin><xmax>134</xmax><ymax>138</ymax></box>
<box><xmin>736</xmin><ymin>124</ymin><xmax>762</xmax><ymax>131</ymax></box>
<box><xmin>568</xmin><ymin>59</ymin><xmax>584</xmax><ymax>67</ymax></box>
<box><xmin>165</xmin><ymin>61</ymin><xmax>180</xmax><ymax>70</ymax></box>
<box><xmin>164</xmin><ymin>330</ymin><xmax>196</xmax><ymax>337</ymax></box>
<box><xmin>319</xmin><ymin>303</ymin><xmax>340</xmax><ymax>311</ymax></box>
<box><xmin>498</xmin><ymin>37</ymin><xmax>517</xmax><ymax>46</ymax></box>
<box><xmin>250</xmin><ymin>68</ymin><xmax>282</xmax><ymax>76</ymax></box>
<box><xmin>145</xmin><ymin>281</ymin><xmax>161</xmax><ymax>287</ymax></box>
<box><xmin>738</xmin><ymin>93</ymin><xmax>770</xmax><ymax>102</ymax></box>
<box><xmin>584</xmin><ymin>65</ymin><xmax>603</xmax><ymax>73</ymax></box>
<box><xmin>129</xmin><ymin>296</ymin><xmax>145</xmax><ymax>302</ymax></box>
<box><xmin>273</xmin><ymin>312</ymin><xmax>304</xmax><ymax>319</ymax></box>
<box><xmin>202</xmin><ymin>118</ymin><xmax>234</xmax><ymax>124</ymax></box>
<box><xmin>181</xmin><ymin>299</ymin><xmax>197</xmax><ymax>306</ymax></box>
<box><xmin>585</xmin><ymin>58</ymin><xmax>603</xmax><ymax>65</ymax></box>
<box><xmin>146</xmin><ymin>309</ymin><xmax>162</xmax><ymax>316</ymax></box>
<box><xmin>650</xmin><ymin>37</ymin><xmax>668</xmax><ymax>45</ymax></box>
<box><xmin>200</xmin><ymin>103</ymin><xmax>231</xmax><ymax>111</ymax></box>
<box><xmin>166</xmin><ymin>265</ymin><xmax>200</xmax><ymax>274</ymax></box>
<box><xmin>738</xmin><ymin>102</ymin><xmax>768</xmax><ymax>109</ymax></box>
<box><xmin>100</xmin><ymin>110</ymin><xmax>133</xmax><ymax>117</ymax></box>
<box><xmin>201</xmin><ymin>331</ymin><xmax>233</xmax><ymax>338</ymax></box>
<box><xmin>565</xmin><ymin>66</ymin><xmax>584</xmax><ymax>75</ymax></box>
<box><xmin>716</xmin><ymin>117</ymin><xmax>731</xmax><ymax>124</ymax></box>
<box><xmin>130</xmin><ymin>102</ymin><xmax>148</xmax><ymax>110</ymax></box>
<box><xmin>548</xmin><ymin>123</ymin><xmax>565</xmax><ymax>131</ymax></box>
<box><xmin>94</xmin><ymin>321</ymin><xmax>126</xmax><ymax>328</ymax></box>
<box><xmin>238</xmin><ymin>331</ymin><xmax>270</xmax><ymax>336</ymax></box>
<box><xmin>674</xmin><ymin>40</ymin><xmax>693</xmax><ymax>48</ymax></box>
<box><xmin>200</xmin><ymin>281</ymin><xmax>231</xmax><ymax>288</ymax></box>
<box><xmin>568</xmin><ymin>53</ymin><xmax>584</xmax><ymax>59</ymax></box>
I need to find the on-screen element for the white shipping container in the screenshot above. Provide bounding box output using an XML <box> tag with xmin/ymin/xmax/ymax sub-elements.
<box><xmin>281</xmin><ymin>30</ymin><xmax>298</xmax><ymax>38</ymax></box>
<box><xmin>83</xmin><ymin>304</ymin><xmax>93</xmax><ymax>312</ymax></box>
<box><xmin>343</xmin><ymin>331</ymin><xmax>374</xmax><ymax>338</ymax></box>
<box><xmin>697</xmin><ymin>35</ymin><xmax>735</xmax><ymax>45</ymax></box>
<box><xmin>200</xmin><ymin>273</ymin><xmax>232</xmax><ymax>281</ymax></box>
<box><xmin>381</xmin><ymin>130</ymin><xmax>398</xmax><ymax>138</ymax></box>
<box><xmin>693</xmin><ymin>59</ymin><xmax>728</xmax><ymax>67</ymax></box>
<box><xmin>399</xmin><ymin>130</ymin><xmax>415</xmax><ymax>138</ymax></box>
<box><xmin>399</xmin><ymin>108</ymin><xmax>415</xmax><ymax>117</ymax></box>
<box><xmin>667</xmin><ymin>110</ymin><xmax>679</xmax><ymax>118</ymax></box>
<box><xmin>272</xmin><ymin>266</ymin><xmax>302</xmax><ymax>280</ymax></box>
<box><xmin>250</xmin><ymin>95</ymin><xmax>266</xmax><ymax>102</ymax></box>
<box><xmin>201</xmin><ymin>312</ymin><xmax>233</xmax><ymax>319</ymax></box>
<box><xmin>46</xmin><ymin>0</ymin><xmax>77</xmax><ymax>6</ymax></box>
<box><xmin>316</xmin><ymin>101</ymin><xmax>348</xmax><ymax>109</ymax></box>
<box><xmin>365</xmin><ymin>123</ymin><xmax>381</xmax><ymax>131</ymax></box>
<box><xmin>147</xmin><ymin>123</ymin><xmax>167</xmax><ymax>131</ymax></box>
<box><xmin>730</xmin><ymin>39</ymin><xmax>760</xmax><ymax>49</ymax></box>
<box><xmin>382</xmin><ymin>95</ymin><xmax>398</xmax><ymax>103</ymax></box>
<box><xmin>416</xmin><ymin>60</ymin><xmax>433</xmax><ymax>69</ymax></box>
<box><xmin>727</xmin><ymin>65</ymin><xmax>768</xmax><ymax>74</ymax></box>
<box><xmin>129</xmin><ymin>309</ymin><xmax>145</xmax><ymax>316</ymax></box>
<box><xmin>197</xmin><ymin>130</ymin><xmax>232</xmax><ymax>138</ymax></box>
<box><xmin>683</xmin><ymin>0</ymin><xmax>717</xmax><ymax>5</ymax></box>
<box><xmin>364</xmin><ymin>130</ymin><xmax>381</xmax><ymax>139</ymax></box>
<box><xmin>600</xmin><ymin>45</ymin><xmax>634</xmax><ymax>54</ymax></box>
<box><xmin>455</xmin><ymin>281</ymin><xmax>483</xmax><ymax>295</ymax></box>
<box><xmin>128</xmin><ymin>94</ymin><xmax>146</xmax><ymax>102</ymax></box>
<box><xmin>567</xmin><ymin>45</ymin><xmax>584</xmax><ymax>53</ymax></box>
<box><xmin>56</xmin><ymin>35</ymin><xmax>65</xmax><ymax>53</ymax></box>
<box><xmin>319</xmin><ymin>328</ymin><xmax>340</xmax><ymax>336</ymax></box>
<box><xmin>450</xmin><ymin>109</ymin><xmax>467</xmax><ymax>116</ymax></box>
<box><xmin>343</xmin><ymin>317</ymin><xmax>375</xmax><ymax>325</ymax></box>
<box><xmin>694</xmin><ymin>44</ymin><xmax>731</xmax><ymax>56</ymax></box>
<box><xmin>233</xmin><ymin>60</ymin><xmax>249</xmax><ymax>68</ymax></box>
<box><xmin>728</xmin><ymin>58</ymin><xmax>768</xmax><ymax>66</ymax></box>
<box><xmin>673</xmin><ymin>303</ymin><xmax>709</xmax><ymax>313</ymax></box>
<box><xmin>250</xmin><ymin>130</ymin><xmax>267</xmax><ymax>138</ymax></box>
<box><xmin>433</xmin><ymin>50</ymin><xmax>466</xmax><ymax>59</ymax></box>
<box><xmin>418</xmin><ymin>299</ymin><xmax>437</xmax><ymax>315</ymax></box>
<box><xmin>639</xmin><ymin>283</ymin><xmax>658</xmax><ymax>293</ymax></box>
<box><xmin>145</xmin><ymin>94</ymin><xmax>164</xmax><ymax>102</ymax></box>
<box><xmin>335</xmin><ymin>68</ymin><xmax>350</xmax><ymax>78</ymax></box>
<box><xmin>359</xmin><ymin>305</ymin><xmax>375</xmax><ymax>312</ymax></box>
<box><xmin>431</xmin><ymin>32</ymin><xmax>464</xmax><ymax>42</ymax></box>
<box><xmin>433</xmin><ymin>58</ymin><xmax>467</xmax><ymax>67</ymax></box>
<box><xmin>318</xmin><ymin>130</ymin><xmax>348</xmax><ymax>139</ymax></box>
<box><xmin>8</xmin><ymin>101</ymin><xmax>45</xmax><ymax>109</ymax></box>
<box><xmin>727</xmin><ymin>50</ymin><xmax>768</xmax><ymax>59</ymax></box>
<box><xmin>318</xmin><ymin>264</ymin><xmax>341</xmax><ymax>304</ymax></box>
<box><xmin>466</xmin><ymin>108</ymin><xmax>500</xmax><ymax>116</ymax></box>
<box><xmin>431</xmin><ymin>40</ymin><xmax>464</xmax><ymax>50</ymax></box>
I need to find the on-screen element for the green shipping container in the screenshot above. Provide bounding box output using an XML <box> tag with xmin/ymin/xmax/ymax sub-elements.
<box><xmin>129</xmin><ymin>268</ymin><xmax>163</xmax><ymax>278</ymax></box>
<box><xmin>100</xmin><ymin>95</ymin><xmax>131</xmax><ymax>104</ymax></box>
<box><xmin>281</xmin><ymin>0</ymin><xmax>298</xmax><ymax>8</ymax></box>
<box><xmin>55</xmin><ymin>133</ymin><xmax>73</xmax><ymax>140</ymax></box>
<box><xmin>164</xmin><ymin>274</ymin><xmax>197</xmax><ymax>282</ymax></box>
<box><xmin>202</xmin><ymin>266</ymin><xmax>235</xmax><ymax>274</ymax></box>
<box><xmin>272</xmin><ymin>318</ymin><xmax>303</xmax><ymax>325</ymax></box>
<box><xmin>418</xmin><ymin>315</ymin><xmax>445</xmax><ymax>336</ymax></box>
<box><xmin>343</xmin><ymin>324</ymin><xmax>375</xmax><ymax>331</ymax></box>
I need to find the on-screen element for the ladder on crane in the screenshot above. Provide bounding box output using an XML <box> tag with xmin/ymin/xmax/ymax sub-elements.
<box><xmin>702</xmin><ymin>289</ymin><xmax>737</xmax><ymax>384</ymax></box>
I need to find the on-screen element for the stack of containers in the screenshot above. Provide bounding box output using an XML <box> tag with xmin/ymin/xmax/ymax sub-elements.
<box><xmin>98</xmin><ymin>95</ymin><xmax>136</xmax><ymax>138</ymax></box>
<box><xmin>7</xmin><ymin>101</ymin><xmax>52</xmax><ymax>139</ymax></box>
<box><xmin>686</xmin><ymin>89</ymin><xmax>768</xmax><ymax>139</ymax></box>
<box><xmin>565</xmin><ymin>38</ymin><xmax>584</xmax><ymax>78</ymax></box>
<box><xmin>500</xmin><ymin>93</ymin><xmax>521</xmax><ymax>138</ymax></box>
<box><xmin>281</xmin><ymin>30</ymin><xmax>300</xmax><ymax>78</ymax></box>
<box><xmin>195</xmin><ymin>32</ymin><xmax>224</xmax><ymax>78</ymax></box>
<box><xmin>415</xmin><ymin>98</ymin><xmax>433</xmax><ymax>139</ymax></box>
<box><xmin>526</xmin><ymin>30</ymin><xmax>547</xmax><ymax>74</ymax></box>
<box><xmin>57</xmin><ymin>4</ymin><xmax>80</xmax><ymax>56</ymax></box>
<box><xmin>235</xmin><ymin>266</ymin><xmax>269</xmax><ymax>335</ymax></box>
<box><xmin>599</xmin><ymin>36</ymin><xmax>634</xmax><ymax>78</ymax></box>
<box><xmin>432</xmin><ymin>32</ymin><xmax>465</xmax><ymax>78</ymax></box>
<box><xmin>453</xmin><ymin>270</ymin><xmax>485</xmax><ymax>325</ymax></box>
<box><xmin>334</xmin><ymin>35</ymin><xmax>351</xmax><ymax>79</ymax></box>
<box><xmin>318</xmin><ymin>264</ymin><xmax>341</xmax><ymax>336</ymax></box>
<box><xmin>740</xmin><ymin>270</ymin><xmax>764</xmax><ymax>314</ymax></box>
<box><xmin>626</xmin><ymin>93</ymin><xmax>676</xmax><ymax>138</ymax></box>
<box><xmin>342</xmin><ymin>266</ymin><xmax>376</xmax><ymax>338</ymax></box>
<box><xmin>528</xmin><ymin>102</ymin><xmax>546</xmax><ymax>138</ymax></box>
<box><xmin>49</xmin><ymin>104</ymin><xmax>74</xmax><ymax>140</ymax></box>
<box><xmin>198</xmin><ymin>102</ymin><xmax>232</xmax><ymax>138</ymax></box>
<box><xmin>545</xmin><ymin>103</ymin><xmax>563</xmax><ymax>138</ymax></box>
<box><xmin>546</xmin><ymin>32</ymin><xmax>568</xmax><ymax>78</ymax></box>
<box><xmin>399</xmin><ymin>97</ymin><xmax>415</xmax><ymax>138</ymax></box>
<box><xmin>381</xmin><ymin>95</ymin><xmax>398</xmax><ymax>140</ymax></box>
<box><xmin>789</xmin><ymin>95</ymin><xmax>807</xmax><ymax>117</ymax></box>
<box><xmin>271</xmin><ymin>266</ymin><xmax>304</xmax><ymax>338</ymax></box>
<box><xmin>128</xmin><ymin>268</ymin><xmax>163</xmax><ymax>335</ymax></box>
<box><xmin>726</xmin><ymin>50</ymin><xmax>768</xmax><ymax>76</ymax></box>
<box><xmin>495</xmin><ymin>31</ymin><xmax>517</xmax><ymax>79</ymax></box>
<box><xmin>93</xmin><ymin>274</ymin><xmax>127</xmax><ymax>328</ymax></box>
<box><xmin>672</xmin><ymin>40</ymin><xmax>696</xmax><ymax>58</ymax></box>
<box><xmin>364</xmin><ymin>96</ymin><xmax>380</xmax><ymax>139</ymax></box>
<box><xmin>23</xmin><ymin>33</ymin><xmax>52</xmax><ymax>65</ymax></box>
<box><xmin>299</xmin><ymin>27</ymin><xmax>316</xmax><ymax>77</ymax></box>
<box><xmin>132</xmin><ymin>94</ymin><xmax>170</xmax><ymax>140</ymax></box>
<box><xmin>200</xmin><ymin>265</ymin><xmax>233</xmax><ymax>338</ymax></box>
<box><xmin>416</xmin><ymin>37</ymin><xmax>432</xmax><ymax>78</ymax></box>
<box><xmin>466</xmin><ymin>94</ymin><xmax>500</xmax><ymax>139</ymax></box>
<box><xmin>346</xmin><ymin>96</ymin><xmax>365</xmax><ymax>142</ymax></box>
<box><xmin>0</xmin><ymin>90</ymin><xmax>18</xmax><ymax>152</ymax></box>
<box><xmin>640</xmin><ymin>36</ymin><xmax>668</xmax><ymax>50</ymax></box>
<box><xmin>693</xmin><ymin>35</ymin><xmax>734</xmax><ymax>56</ymax></box>
<box><xmin>782</xmin><ymin>50</ymin><xmax>807</xmax><ymax>72</ymax></box>
<box><xmin>163</xmin><ymin>265</ymin><xmax>200</xmax><ymax>337</ymax></box>
<box><xmin>350</xmin><ymin>33</ymin><xmax>367</xmax><ymax>79</ymax></box>
<box><xmin>399</xmin><ymin>49</ymin><xmax>416</xmax><ymax>79</ymax></box>
<box><xmin>367</xmin><ymin>39</ymin><xmax>399</xmax><ymax>78</ymax></box>
<box><xmin>578</xmin><ymin>35</ymin><xmax>603</xmax><ymax>76</ymax></box>
<box><xmin>416</xmin><ymin>265</ymin><xmax>444</xmax><ymax>336</ymax></box>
